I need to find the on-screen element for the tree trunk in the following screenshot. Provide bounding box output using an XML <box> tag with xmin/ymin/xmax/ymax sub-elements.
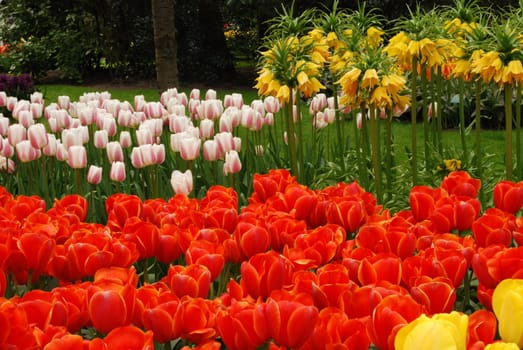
<box><xmin>151</xmin><ymin>0</ymin><xmax>178</xmax><ymax>90</ymax></box>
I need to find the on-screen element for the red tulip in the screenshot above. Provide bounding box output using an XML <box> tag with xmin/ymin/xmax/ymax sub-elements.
<box><xmin>121</xmin><ymin>218</ymin><xmax>159</xmax><ymax>260</ymax></box>
<box><xmin>326</xmin><ymin>198</ymin><xmax>367</xmax><ymax>235</ymax></box>
<box><xmin>15</xmin><ymin>230</ymin><xmax>55</xmax><ymax>281</ymax></box>
<box><xmin>4</xmin><ymin>194</ymin><xmax>46</xmax><ymax>222</ymax></box>
<box><xmin>472</xmin><ymin>245</ymin><xmax>506</xmax><ymax>290</ymax></box>
<box><xmin>368</xmin><ymin>294</ymin><xmax>425</xmax><ymax>350</ymax></box>
<box><xmin>140</xmin><ymin>292</ymin><xmax>180</xmax><ymax>343</ymax></box>
<box><xmin>409</xmin><ymin>186</ymin><xmax>439</xmax><ymax>221</ymax></box>
<box><xmin>467</xmin><ymin>309</ymin><xmax>497</xmax><ymax>348</ymax></box>
<box><xmin>100</xmin><ymin>326</ymin><xmax>154</xmax><ymax>350</ymax></box>
<box><xmin>47</xmin><ymin>194</ymin><xmax>88</xmax><ymax>222</ymax></box>
<box><xmin>106</xmin><ymin>193</ymin><xmax>143</xmax><ymax>231</ymax></box>
<box><xmin>493</xmin><ymin>180</ymin><xmax>523</xmax><ymax>214</ymax></box>
<box><xmin>254</xmin><ymin>297</ymin><xmax>319</xmax><ymax>349</ymax></box>
<box><xmin>454</xmin><ymin>197</ymin><xmax>481</xmax><ymax>232</ymax></box>
<box><xmin>234</xmin><ymin>220</ymin><xmax>271</xmax><ymax>259</ymax></box>
<box><xmin>441</xmin><ymin>170</ymin><xmax>481</xmax><ymax>198</ymax></box>
<box><xmin>185</xmin><ymin>240</ymin><xmax>225</xmax><ymax>281</ymax></box>
<box><xmin>285</xmin><ymin>224</ymin><xmax>345</xmax><ymax>269</ymax></box>
<box><xmin>42</xmin><ymin>333</ymin><xmax>87</xmax><ymax>350</ymax></box>
<box><xmin>304</xmin><ymin>307</ymin><xmax>371</xmax><ymax>350</ymax></box>
<box><xmin>50</xmin><ymin>285</ymin><xmax>90</xmax><ymax>333</ymax></box>
<box><xmin>358</xmin><ymin>252</ymin><xmax>403</xmax><ymax>286</ymax></box>
<box><xmin>338</xmin><ymin>283</ymin><xmax>388</xmax><ymax>319</ymax></box>
<box><xmin>175</xmin><ymin>296</ymin><xmax>217</xmax><ymax>345</ymax></box>
<box><xmin>315</xmin><ymin>263</ymin><xmax>355</xmax><ymax>308</ymax></box>
<box><xmin>167</xmin><ymin>263</ymin><xmax>211</xmax><ymax>299</ymax></box>
<box><xmin>409</xmin><ymin>276</ymin><xmax>456</xmax><ymax>314</ymax></box>
<box><xmin>216</xmin><ymin>300</ymin><xmax>268</xmax><ymax>350</ymax></box>
<box><xmin>265</xmin><ymin>212</ymin><xmax>307</xmax><ymax>251</ymax></box>
<box><xmin>250</xmin><ymin>169</ymin><xmax>296</xmax><ymax>204</ymax></box>
<box><xmin>240</xmin><ymin>251</ymin><xmax>294</xmax><ymax>299</ymax></box>
<box><xmin>0</xmin><ymin>299</ymin><xmax>38</xmax><ymax>348</ymax></box>
<box><xmin>87</xmin><ymin>267</ymin><xmax>137</xmax><ymax>334</ymax></box>
<box><xmin>472</xmin><ymin>208</ymin><xmax>514</xmax><ymax>248</ymax></box>
<box><xmin>157</xmin><ymin>224</ymin><xmax>183</xmax><ymax>264</ymax></box>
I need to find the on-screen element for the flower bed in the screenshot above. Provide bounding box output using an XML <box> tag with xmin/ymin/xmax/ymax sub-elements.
<box><xmin>1</xmin><ymin>169</ymin><xmax>523</xmax><ymax>349</ymax></box>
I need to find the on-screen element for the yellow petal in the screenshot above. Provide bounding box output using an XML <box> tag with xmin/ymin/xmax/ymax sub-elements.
<box><xmin>493</xmin><ymin>279</ymin><xmax>523</xmax><ymax>347</ymax></box>
<box><xmin>361</xmin><ymin>69</ymin><xmax>379</xmax><ymax>89</ymax></box>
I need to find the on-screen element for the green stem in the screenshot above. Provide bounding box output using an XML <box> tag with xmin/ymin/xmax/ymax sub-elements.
<box><xmin>411</xmin><ymin>57</ymin><xmax>418</xmax><ymax>185</ymax></box>
<box><xmin>284</xmin><ymin>95</ymin><xmax>299</xmax><ymax>180</ymax></box>
<box><xmin>516</xmin><ymin>84</ymin><xmax>522</xmax><ymax>179</ymax></box>
<box><xmin>436</xmin><ymin>67</ymin><xmax>443</xmax><ymax>155</ymax></box>
<box><xmin>294</xmin><ymin>90</ymin><xmax>304</xmax><ymax>183</ymax></box>
<box><xmin>459</xmin><ymin>78</ymin><xmax>468</xmax><ymax>160</ymax></box>
<box><xmin>333</xmin><ymin>86</ymin><xmax>345</xmax><ymax>171</ymax></box>
<box><xmin>74</xmin><ymin>168</ymin><xmax>83</xmax><ymax>195</ymax></box>
<box><xmin>369</xmin><ymin>106</ymin><xmax>381</xmax><ymax>202</ymax></box>
<box><xmin>505</xmin><ymin>83</ymin><xmax>513</xmax><ymax>180</ymax></box>
<box><xmin>421</xmin><ymin>64</ymin><xmax>430</xmax><ymax>166</ymax></box>
<box><xmin>475</xmin><ymin>79</ymin><xmax>484</xmax><ymax>205</ymax></box>
<box><xmin>357</xmin><ymin>104</ymin><xmax>368</xmax><ymax>189</ymax></box>
<box><xmin>385</xmin><ymin>108</ymin><xmax>393</xmax><ymax>199</ymax></box>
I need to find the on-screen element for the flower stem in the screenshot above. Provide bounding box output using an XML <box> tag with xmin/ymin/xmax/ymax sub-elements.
<box><xmin>411</xmin><ymin>57</ymin><xmax>418</xmax><ymax>185</ymax></box>
<box><xmin>284</xmin><ymin>94</ymin><xmax>299</xmax><ymax>180</ymax></box>
<box><xmin>504</xmin><ymin>83</ymin><xmax>513</xmax><ymax>180</ymax></box>
<box><xmin>475</xmin><ymin>79</ymin><xmax>484</xmax><ymax>204</ymax></box>
<box><xmin>459</xmin><ymin>78</ymin><xmax>468</xmax><ymax>160</ymax></box>
<box><xmin>369</xmin><ymin>106</ymin><xmax>382</xmax><ymax>202</ymax></box>
<box><xmin>516</xmin><ymin>84</ymin><xmax>522</xmax><ymax>179</ymax></box>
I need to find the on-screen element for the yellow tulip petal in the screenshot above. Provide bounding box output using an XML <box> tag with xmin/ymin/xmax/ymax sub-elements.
<box><xmin>493</xmin><ymin>279</ymin><xmax>523</xmax><ymax>347</ymax></box>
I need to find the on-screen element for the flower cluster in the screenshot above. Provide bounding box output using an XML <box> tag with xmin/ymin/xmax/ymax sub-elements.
<box><xmin>0</xmin><ymin>73</ymin><xmax>34</xmax><ymax>101</ymax></box>
<box><xmin>1</xmin><ymin>169</ymin><xmax>523</xmax><ymax>348</ymax></box>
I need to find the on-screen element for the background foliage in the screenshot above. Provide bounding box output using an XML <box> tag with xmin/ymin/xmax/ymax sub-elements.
<box><xmin>0</xmin><ymin>0</ymin><xmax>519</xmax><ymax>85</ymax></box>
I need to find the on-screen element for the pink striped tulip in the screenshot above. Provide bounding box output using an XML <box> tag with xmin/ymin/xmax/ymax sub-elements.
<box><xmin>28</xmin><ymin>123</ymin><xmax>48</xmax><ymax>149</ymax></box>
<box><xmin>0</xmin><ymin>92</ymin><xmax>6</xmax><ymax>106</ymax></box>
<box><xmin>67</xmin><ymin>145</ymin><xmax>87</xmax><ymax>168</ymax></box>
<box><xmin>263</xmin><ymin>96</ymin><xmax>280</xmax><ymax>114</ymax></box>
<box><xmin>170</xmin><ymin>169</ymin><xmax>193</xmax><ymax>195</ymax></box>
<box><xmin>0</xmin><ymin>156</ymin><xmax>14</xmax><ymax>173</ymax></box>
<box><xmin>87</xmin><ymin>165</ymin><xmax>103</xmax><ymax>184</ymax></box>
<box><xmin>16</xmin><ymin>140</ymin><xmax>41</xmax><ymax>162</ymax></box>
<box><xmin>6</xmin><ymin>97</ymin><xmax>17</xmax><ymax>111</ymax></box>
<box><xmin>203</xmin><ymin>140</ymin><xmax>221</xmax><ymax>161</ymax></box>
<box><xmin>0</xmin><ymin>138</ymin><xmax>14</xmax><ymax>157</ymax></box>
<box><xmin>0</xmin><ymin>115</ymin><xmax>9</xmax><ymax>135</ymax></box>
<box><xmin>43</xmin><ymin>134</ymin><xmax>57</xmax><ymax>156</ymax></box>
<box><xmin>199</xmin><ymin>118</ymin><xmax>214</xmax><ymax>139</ymax></box>
<box><xmin>179</xmin><ymin>135</ymin><xmax>201</xmax><ymax>161</ymax></box>
<box><xmin>190</xmin><ymin>88</ymin><xmax>201</xmax><ymax>100</ymax></box>
<box><xmin>18</xmin><ymin>110</ymin><xmax>34</xmax><ymax>128</ymax></box>
<box><xmin>215</xmin><ymin>132</ymin><xmax>235</xmax><ymax>154</ymax></box>
<box><xmin>136</xmin><ymin>128</ymin><xmax>154</xmax><ymax>146</ymax></box>
<box><xmin>106</xmin><ymin>141</ymin><xmax>124</xmax><ymax>162</ymax></box>
<box><xmin>223</xmin><ymin>150</ymin><xmax>241</xmax><ymax>175</ymax></box>
<box><xmin>58</xmin><ymin>95</ymin><xmax>71</xmax><ymax>110</ymax></box>
<box><xmin>94</xmin><ymin>130</ymin><xmax>109</xmax><ymax>149</ymax></box>
<box><xmin>7</xmin><ymin>124</ymin><xmax>26</xmax><ymax>146</ymax></box>
<box><xmin>205</xmin><ymin>89</ymin><xmax>217</xmax><ymax>100</ymax></box>
<box><xmin>119</xmin><ymin>131</ymin><xmax>132</xmax><ymax>148</ymax></box>
<box><xmin>110</xmin><ymin>161</ymin><xmax>126</xmax><ymax>182</ymax></box>
<box><xmin>30</xmin><ymin>103</ymin><xmax>43</xmax><ymax>119</ymax></box>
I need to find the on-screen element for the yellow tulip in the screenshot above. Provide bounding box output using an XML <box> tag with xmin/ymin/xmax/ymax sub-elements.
<box><xmin>395</xmin><ymin>312</ymin><xmax>468</xmax><ymax>350</ymax></box>
<box><xmin>484</xmin><ymin>342</ymin><xmax>520</xmax><ymax>350</ymax></box>
<box><xmin>492</xmin><ymin>278</ymin><xmax>523</xmax><ymax>347</ymax></box>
